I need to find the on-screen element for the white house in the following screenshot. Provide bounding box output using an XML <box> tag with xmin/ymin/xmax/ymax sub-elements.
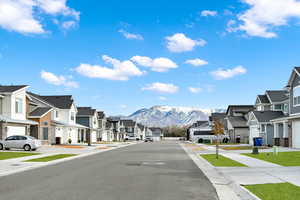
<box><xmin>0</xmin><ymin>85</ymin><xmax>38</xmax><ymax>139</ymax></box>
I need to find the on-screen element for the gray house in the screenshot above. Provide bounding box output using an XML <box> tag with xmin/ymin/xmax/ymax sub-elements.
<box><xmin>149</xmin><ymin>127</ymin><xmax>163</xmax><ymax>141</ymax></box>
<box><xmin>225</xmin><ymin>105</ymin><xmax>255</xmax><ymax>143</ymax></box>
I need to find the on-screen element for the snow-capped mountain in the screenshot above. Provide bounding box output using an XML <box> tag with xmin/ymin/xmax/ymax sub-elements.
<box><xmin>127</xmin><ymin>105</ymin><xmax>225</xmax><ymax>127</ymax></box>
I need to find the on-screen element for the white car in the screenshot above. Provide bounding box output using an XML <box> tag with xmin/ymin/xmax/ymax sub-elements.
<box><xmin>0</xmin><ymin>135</ymin><xmax>42</xmax><ymax>151</ymax></box>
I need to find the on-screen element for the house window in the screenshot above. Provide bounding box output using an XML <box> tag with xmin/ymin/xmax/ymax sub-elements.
<box><xmin>55</xmin><ymin>110</ymin><xmax>59</xmax><ymax>118</ymax></box>
<box><xmin>15</xmin><ymin>98</ymin><xmax>23</xmax><ymax>114</ymax></box>
<box><xmin>261</xmin><ymin>124</ymin><xmax>266</xmax><ymax>133</ymax></box>
<box><xmin>71</xmin><ymin>112</ymin><xmax>75</xmax><ymax>121</ymax></box>
<box><xmin>293</xmin><ymin>87</ymin><xmax>300</xmax><ymax>106</ymax></box>
<box><xmin>274</xmin><ymin>104</ymin><xmax>283</xmax><ymax>111</ymax></box>
<box><xmin>284</xmin><ymin>104</ymin><xmax>289</xmax><ymax>113</ymax></box>
<box><xmin>42</xmin><ymin>127</ymin><xmax>49</xmax><ymax>140</ymax></box>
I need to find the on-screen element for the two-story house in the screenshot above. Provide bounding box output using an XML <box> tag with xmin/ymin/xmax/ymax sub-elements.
<box><xmin>225</xmin><ymin>105</ymin><xmax>255</xmax><ymax>143</ymax></box>
<box><xmin>121</xmin><ymin>119</ymin><xmax>138</xmax><ymax>139</ymax></box>
<box><xmin>137</xmin><ymin>123</ymin><xmax>146</xmax><ymax>140</ymax></box>
<box><xmin>0</xmin><ymin>85</ymin><xmax>38</xmax><ymax>140</ymax></box>
<box><xmin>149</xmin><ymin>127</ymin><xmax>163</xmax><ymax>141</ymax></box>
<box><xmin>76</xmin><ymin>107</ymin><xmax>99</xmax><ymax>144</ymax></box>
<box><xmin>107</xmin><ymin>117</ymin><xmax>124</xmax><ymax>141</ymax></box>
<box><xmin>248</xmin><ymin>91</ymin><xmax>288</xmax><ymax>146</ymax></box>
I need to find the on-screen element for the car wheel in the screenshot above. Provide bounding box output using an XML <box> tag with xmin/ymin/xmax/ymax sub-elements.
<box><xmin>5</xmin><ymin>148</ymin><xmax>10</xmax><ymax>150</ymax></box>
<box><xmin>0</xmin><ymin>143</ymin><xmax>3</xmax><ymax>150</ymax></box>
<box><xmin>24</xmin><ymin>144</ymin><xmax>31</xmax><ymax>151</ymax></box>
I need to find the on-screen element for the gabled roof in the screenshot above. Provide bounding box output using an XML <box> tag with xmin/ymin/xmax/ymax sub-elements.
<box><xmin>266</xmin><ymin>90</ymin><xmax>289</xmax><ymax>103</ymax></box>
<box><xmin>0</xmin><ymin>85</ymin><xmax>28</xmax><ymax>93</ymax></box>
<box><xmin>226</xmin><ymin>105</ymin><xmax>255</xmax><ymax>115</ymax></box>
<box><xmin>257</xmin><ymin>95</ymin><xmax>270</xmax><ymax>104</ymax></box>
<box><xmin>27</xmin><ymin>92</ymin><xmax>56</xmax><ymax>108</ymax></box>
<box><xmin>77</xmin><ymin>107</ymin><xmax>96</xmax><ymax>116</ymax></box>
<box><xmin>28</xmin><ymin>107</ymin><xmax>52</xmax><ymax>118</ymax></box>
<box><xmin>288</xmin><ymin>67</ymin><xmax>300</xmax><ymax>87</ymax></box>
<box><xmin>137</xmin><ymin>123</ymin><xmax>145</xmax><ymax>130</ymax></box>
<box><xmin>228</xmin><ymin>116</ymin><xmax>248</xmax><ymax>128</ymax></box>
<box><xmin>252</xmin><ymin>111</ymin><xmax>285</xmax><ymax>123</ymax></box>
<box><xmin>97</xmin><ymin>111</ymin><xmax>105</xmax><ymax>119</ymax></box>
<box><xmin>107</xmin><ymin>117</ymin><xmax>121</xmax><ymax>122</ymax></box>
<box><xmin>38</xmin><ymin>95</ymin><xmax>74</xmax><ymax>109</ymax></box>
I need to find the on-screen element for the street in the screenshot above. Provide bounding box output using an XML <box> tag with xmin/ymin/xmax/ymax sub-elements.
<box><xmin>0</xmin><ymin>141</ymin><xmax>218</xmax><ymax>200</ymax></box>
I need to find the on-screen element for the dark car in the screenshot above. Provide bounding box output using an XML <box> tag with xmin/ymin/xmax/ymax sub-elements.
<box><xmin>144</xmin><ymin>137</ymin><xmax>153</xmax><ymax>142</ymax></box>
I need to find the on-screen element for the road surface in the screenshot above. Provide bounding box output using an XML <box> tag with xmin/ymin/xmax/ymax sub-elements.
<box><xmin>0</xmin><ymin>141</ymin><xmax>218</xmax><ymax>200</ymax></box>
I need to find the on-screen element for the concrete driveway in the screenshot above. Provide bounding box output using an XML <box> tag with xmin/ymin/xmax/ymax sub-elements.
<box><xmin>0</xmin><ymin>141</ymin><xmax>218</xmax><ymax>200</ymax></box>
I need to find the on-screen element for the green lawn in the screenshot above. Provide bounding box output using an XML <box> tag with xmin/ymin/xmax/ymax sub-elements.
<box><xmin>25</xmin><ymin>154</ymin><xmax>77</xmax><ymax>162</ymax></box>
<box><xmin>243</xmin><ymin>151</ymin><xmax>300</xmax><ymax>166</ymax></box>
<box><xmin>0</xmin><ymin>152</ymin><xmax>39</xmax><ymax>160</ymax></box>
<box><xmin>200</xmin><ymin>154</ymin><xmax>247</xmax><ymax>167</ymax></box>
<box><xmin>245</xmin><ymin>183</ymin><xmax>300</xmax><ymax>200</ymax></box>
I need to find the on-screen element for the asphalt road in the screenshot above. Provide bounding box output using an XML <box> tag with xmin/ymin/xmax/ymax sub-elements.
<box><xmin>0</xmin><ymin>141</ymin><xmax>218</xmax><ymax>200</ymax></box>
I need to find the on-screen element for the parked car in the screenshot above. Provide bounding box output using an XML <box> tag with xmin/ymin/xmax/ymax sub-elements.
<box><xmin>0</xmin><ymin>135</ymin><xmax>42</xmax><ymax>151</ymax></box>
<box><xmin>144</xmin><ymin>137</ymin><xmax>153</xmax><ymax>142</ymax></box>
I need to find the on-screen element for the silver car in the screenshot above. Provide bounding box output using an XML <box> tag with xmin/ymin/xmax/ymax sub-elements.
<box><xmin>0</xmin><ymin>135</ymin><xmax>42</xmax><ymax>151</ymax></box>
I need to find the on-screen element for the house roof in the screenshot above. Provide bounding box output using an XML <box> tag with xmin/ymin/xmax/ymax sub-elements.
<box><xmin>38</xmin><ymin>95</ymin><xmax>74</xmax><ymax>109</ymax></box>
<box><xmin>77</xmin><ymin>107</ymin><xmax>96</xmax><ymax>116</ymax></box>
<box><xmin>266</xmin><ymin>90</ymin><xmax>289</xmax><ymax>103</ymax></box>
<box><xmin>252</xmin><ymin>111</ymin><xmax>285</xmax><ymax>123</ymax></box>
<box><xmin>210</xmin><ymin>113</ymin><xmax>227</xmax><ymax>129</ymax></box>
<box><xmin>107</xmin><ymin>117</ymin><xmax>121</xmax><ymax>122</ymax></box>
<box><xmin>0</xmin><ymin>85</ymin><xmax>28</xmax><ymax>93</ymax></box>
<box><xmin>121</xmin><ymin>119</ymin><xmax>136</xmax><ymax>127</ymax></box>
<box><xmin>29</xmin><ymin>107</ymin><xmax>52</xmax><ymax>118</ymax></box>
<box><xmin>228</xmin><ymin>116</ymin><xmax>248</xmax><ymax>128</ymax></box>
<box><xmin>149</xmin><ymin>127</ymin><xmax>162</xmax><ymax>132</ymax></box>
<box><xmin>226</xmin><ymin>105</ymin><xmax>255</xmax><ymax>115</ymax></box>
<box><xmin>97</xmin><ymin>111</ymin><xmax>105</xmax><ymax>119</ymax></box>
<box><xmin>257</xmin><ymin>95</ymin><xmax>270</xmax><ymax>104</ymax></box>
<box><xmin>137</xmin><ymin>123</ymin><xmax>145</xmax><ymax>130</ymax></box>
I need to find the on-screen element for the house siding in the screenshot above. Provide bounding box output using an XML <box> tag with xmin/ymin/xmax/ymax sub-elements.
<box><xmin>290</xmin><ymin>74</ymin><xmax>300</xmax><ymax>114</ymax></box>
<box><xmin>76</xmin><ymin>117</ymin><xmax>90</xmax><ymax>127</ymax></box>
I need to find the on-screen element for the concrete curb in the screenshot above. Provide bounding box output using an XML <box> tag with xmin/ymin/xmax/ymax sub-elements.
<box><xmin>0</xmin><ymin>142</ymin><xmax>137</xmax><ymax>178</ymax></box>
<box><xmin>181</xmin><ymin>144</ymin><xmax>258</xmax><ymax>200</ymax></box>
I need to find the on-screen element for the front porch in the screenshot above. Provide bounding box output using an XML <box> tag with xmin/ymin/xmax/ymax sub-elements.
<box><xmin>273</xmin><ymin>121</ymin><xmax>290</xmax><ymax>147</ymax></box>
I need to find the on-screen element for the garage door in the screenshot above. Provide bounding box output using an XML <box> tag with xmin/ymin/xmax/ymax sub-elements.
<box><xmin>292</xmin><ymin>121</ymin><xmax>300</xmax><ymax>148</ymax></box>
<box><xmin>7</xmin><ymin>126</ymin><xmax>26</xmax><ymax>137</ymax></box>
<box><xmin>249</xmin><ymin>126</ymin><xmax>259</xmax><ymax>145</ymax></box>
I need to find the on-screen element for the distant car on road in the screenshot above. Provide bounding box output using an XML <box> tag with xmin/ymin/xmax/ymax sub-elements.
<box><xmin>144</xmin><ymin>137</ymin><xmax>154</xmax><ymax>142</ymax></box>
<box><xmin>0</xmin><ymin>135</ymin><xmax>41</xmax><ymax>151</ymax></box>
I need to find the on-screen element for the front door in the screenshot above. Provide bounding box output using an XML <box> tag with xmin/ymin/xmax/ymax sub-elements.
<box><xmin>55</xmin><ymin>137</ymin><xmax>61</xmax><ymax>145</ymax></box>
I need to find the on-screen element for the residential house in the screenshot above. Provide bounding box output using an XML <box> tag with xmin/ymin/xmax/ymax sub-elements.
<box><xmin>149</xmin><ymin>127</ymin><xmax>163</xmax><ymax>141</ymax></box>
<box><xmin>137</xmin><ymin>123</ymin><xmax>146</xmax><ymax>140</ymax></box>
<box><xmin>226</xmin><ymin>105</ymin><xmax>255</xmax><ymax>143</ymax></box>
<box><xmin>104</xmin><ymin>120</ymin><xmax>113</xmax><ymax>142</ymax></box>
<box><xmin>248</xmin><ymin>91</ymin><xmax>288</xmax><ymax>146</ymax></box>
<box><xmin>27</xmin><ymin>93</ymin><xmax>87</xmax><ymax>144</ymax></box>
<box><xmin>121</xmin><ymin>119</ymin><xmax>138</xmax><ymax>139</ymax></box>
<box><xmin>107</xmin><ymin>117</ymin><xmax>125</xmax><ymax>141</ymax></box>
<box><xmin>76</xmin><ymin>107</ymin><xmax>99</xmax><ymax>143</ymax></box>
<box><xmin>0</xmin><ymin>85</ymin><xmax>38</xmax><ymax>140</ymax></box>
<box><xmin>97</xmin><ymin>111</ymin><xmax>106</xmax><ymax>141</ymax></box>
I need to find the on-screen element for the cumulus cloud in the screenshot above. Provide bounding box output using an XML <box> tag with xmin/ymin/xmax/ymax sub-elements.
<box><xmin>210</xmin><ymin>66</ymin><xmax>247</xmax><ymax>80</ymax></box>
<box><xmin>201</xmin><ymin>10</ymin><xmax>218</xmax><ymax>17</ymax></box>
<box><xmin>41</xmin><ymin>70</ymin><xmax>79</xmax><ymax>88</ymax></box>
<box><xmin>188</xmin><ymin>87</ymin><xmax>203</xmax><ymax>94</ymax></box>
<box><xmin>131</xmin><ymin>56</ymin><xmax>177</xmax><ymax>72</ymax></box>
<box><xmin>142</xmin><ymin>82</ymin><xmax>179</xmax><ymax>94</ymax></box>
<box><xmin>185</xmin><ymin>58</ymin><xmax>208</xmax><ymax>67</ymax></box>
<box><xmin>0</xmin><ymin>0</ymin><xmax>80</xmax><ymax>34</ymax></box>
<box><xmin>165</xmin><ymin>33</ymin><xmax>206</xmax><ymax>53</ymax></box>
<box><xmin>75</xmin><ymin>55</ymin><xmax>144</xmax><ymax>81</ymax></box>
<box><xmin>119</xmin><ymin>29</ymin><xmax>143</xmax><ymax>40</ymax></box>
<box><xmin>235</xmin><ymin>0</ymin><xmax>300</xmax><ymax>38</ymax></box>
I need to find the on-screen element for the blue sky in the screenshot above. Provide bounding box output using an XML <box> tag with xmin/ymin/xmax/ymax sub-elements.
<box><xmin>0</xmin><ymin>0</ymin><xmax>299</xmax><ymax>115</ymax></box>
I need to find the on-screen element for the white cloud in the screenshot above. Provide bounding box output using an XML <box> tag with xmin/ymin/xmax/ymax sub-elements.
<box><xmin>119</xmin><ymin>29</ymin><xmax>143</xmax><ymax>40</ymax></box>
<box><xmin>235</xmin><ymin>0</ymin><xmax>300</xmax><ymax>38</ymax></box>
<box><xmin>41</xmin><ymin>70</ymin><xmax>78</xmax><ymax>88</ymax></box>
<box><xmin>210</xmin><ymin>66</ymin><xmax>247</xmax><ymax>80</ymax></box>
<box><xmin>165</xmin><ymin>33</ymin><xmax>206</xmax><ymax>53</ymax></box>
<box><xmin>159</xmin><ymin>96</ymin><xmax>167</xmax><ymax>101</ymax></box>
<box><xmin>0</xmin><ymin>0</ymin><xmax>79</xmax><ymax>34</ymax></box>
<box><xmin>201</xmin><ymin>10</ymin><xmax>218</xmax><ymax>17</ymax></box>
<box><xmin>142</xmin><ymin>82</ymin><xmax>179</xmax><ymax>94</ymax></box>
<box><xmin>62</xmin><ymin>20</ymin><xmax>76</xmax><ymax>30</ymax></box>
<box><xmin>185</xmin><ymin>58</ymin><xmax>208</xmax><ymax>67</ymax></box>
<box><xmin>188</xmin><ymin>87</ymin><xmax>203</xmax><ymax>94</ymax></box>
<box><xmin>131</xmin><ymin>56</ymin><xmax>177</xmax><ymax>72</ymax></box>
<box><xmin>75</xmin><ymin>55</ymin><xmax>144</xmax><ymax>81</ymax></box>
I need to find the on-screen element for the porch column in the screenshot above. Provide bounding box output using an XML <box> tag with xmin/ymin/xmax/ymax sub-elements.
<box><xmin>283</xmin><ymin>122</ymin><xmax>289</xmax><ymax>138</ymax></box>
<box><xmin>274</xmin><ymin>123</ymin><xmax>279</xmax><ymax>138</ymax></box>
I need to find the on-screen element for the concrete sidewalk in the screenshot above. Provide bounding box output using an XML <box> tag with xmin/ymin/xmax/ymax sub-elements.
<box><xmin>0</xmin><ymin>142</ymin><xmax>136</xmax><ymax>178</ymax></box>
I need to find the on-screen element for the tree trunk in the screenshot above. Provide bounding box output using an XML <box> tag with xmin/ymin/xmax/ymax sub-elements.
<box><xmin>216</xmin><ymin>135</ymin><xmax>219</xmax><ymax>159</ymax></box>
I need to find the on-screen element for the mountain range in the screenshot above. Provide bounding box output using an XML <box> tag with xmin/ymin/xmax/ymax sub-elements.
<box><xmin>127</xmin><ymin>106</ymin><xmax>225</xmax><ymax>127</ymax></box>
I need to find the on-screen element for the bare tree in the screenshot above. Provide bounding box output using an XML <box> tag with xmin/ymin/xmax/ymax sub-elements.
<box><xmin>212</xmin><ymin>119</ymin><xmax>224</xmax><ymax>159</ymax></box>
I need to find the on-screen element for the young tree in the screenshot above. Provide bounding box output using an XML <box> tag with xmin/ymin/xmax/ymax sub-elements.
<box><xmin>212</xmin><ymin>119</ymin><xmax>224</xmax><ymax>159</ymax></box>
